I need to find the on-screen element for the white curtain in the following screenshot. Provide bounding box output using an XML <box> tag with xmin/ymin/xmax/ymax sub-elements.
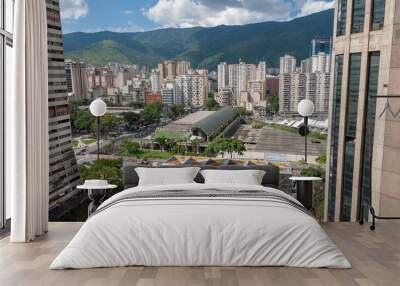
<box><xmin>7</xmin><ymin>0</ymin><xmax>49</xmax><ymax>242</ymax></box>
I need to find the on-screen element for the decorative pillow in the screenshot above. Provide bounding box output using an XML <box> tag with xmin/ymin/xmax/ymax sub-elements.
<box><xmin>136</xmin><ymin>167</ymin><xmax>201</xmax><ymax>186</ymax></box>
<box><xmin>200</xmin><ymin>169</ymin><xmax>266</xmax><ymax>185</ymax></box>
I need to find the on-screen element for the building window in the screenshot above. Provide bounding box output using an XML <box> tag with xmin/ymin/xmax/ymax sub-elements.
<box><xmin>328</xmin><ymin>55</ymin><xmax>344</xmax><ymax>221</ymax></box>
<box><xmin>1</xmin><ymin>0</ymin><xmax>14</xmax><ymax>229</ymax></box>
<box><xmin>371</xmin><ymin>0</ymin><xmax>385</xmax><ymax>30</ymax></box>
<box><xmin>337</xmin><ymin>0</ymin><xmax>347</xmax><ymax>36</ymax></box>
<box><xmin>359</xmin><ymin>52</ymin><xmax>380</xmax><ymax>222</ymax></box>
<box><xmin>341</xmin><ymin>53</ymin><xmax>362</xmax><ymax>221</ymax></box>
<box><xmin>351</xmin><ymin>0</ymin><xmax>366</xmax><ymax>33</ymax></box>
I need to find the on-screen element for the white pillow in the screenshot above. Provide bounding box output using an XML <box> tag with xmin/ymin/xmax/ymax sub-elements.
<box><xmin>200</xmin><ymin>169</ymin><xmax>266</xmax><ymax>185</ymax></box>
<box><xmin>136</xmin><ymin>167</ymin><xmax>200</xmax><ymax>186</ymax></box>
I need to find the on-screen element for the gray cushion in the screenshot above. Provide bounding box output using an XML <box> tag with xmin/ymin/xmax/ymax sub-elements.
<box><xmin>123</xmin><ymin>164</ymin><xmax>280</xmax><ymax>189</ymax></box>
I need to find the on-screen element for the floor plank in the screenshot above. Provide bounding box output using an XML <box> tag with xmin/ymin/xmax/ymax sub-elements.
<box><xmin>0</xmin><ymin>221</ymin><xmax>399</xmax><ymax>286</ymax></box>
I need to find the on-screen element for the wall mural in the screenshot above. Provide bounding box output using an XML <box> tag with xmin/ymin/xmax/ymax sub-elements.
<box><xmin>376</xmin><ymin>96</ymin><xmax>400</xmax><ymax>119</ymax></box>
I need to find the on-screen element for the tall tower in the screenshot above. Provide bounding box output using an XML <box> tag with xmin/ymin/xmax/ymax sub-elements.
<box><xmin>46</xmin><ymin>0</ymin><xmax>81</xmax><ymax>210</ymax></box>
<box><xmin>326</xmin><ymin>0</ymin><xmax>399</xmax><ymax>222</ymax></box>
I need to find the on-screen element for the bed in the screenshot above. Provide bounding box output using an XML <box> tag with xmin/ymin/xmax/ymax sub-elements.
<box><xmin>50</xmin><ymin>165</ymin><xmax>350</xmax><ymax>269</ymax></box>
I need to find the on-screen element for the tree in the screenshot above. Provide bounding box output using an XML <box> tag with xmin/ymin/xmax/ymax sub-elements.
<box><xmin>235</xmin><ymin>107</ymin><xmax>251</xmax><ymax>116</ymax></box>
<box><xmin>190</xmin><ymin>138</ymin><xmax>200</xmax><ymax>154</ymax></box>
<box><xmin>122</xmin><ymin>112</ymin><xmax>141</xmax><ymax>131</ymax></box>
<box><xmin>79</xmin><ymin>159</ymin><xmax>123</xmax><ymax>192</ymax></box>
<box><xmin>129</xmin><ymin>101</ymin><xmax>145</xmax><ymax>109</ymax></box>
<box><xmin>154</xmin><ymin>135</ymin><xmax>168</xmax><ymax>152</ymax></box>
<box><xmin>267</xmin><ymin>95</ymin><xmax>279</xmax><ymax>113</ymax></box>
<box><xmin>72</xmin><ymin>110</ymin><xmax>95</xmax><ymax>132</ymax></box>
<box><xmin>204</xmin><ymin>138</ymin><xmax>246</xmax><ymax>158</ymax></box>
<box><xmin>69</xmin><ymin>98</ymin><xmax>91</xmax><ymax>113</ymax></box>
<box><xmin>206</xmin><ymin>92</ymin><xmax>220</xmax><ymax>111</ymax></box>
<box><xmin>91</xmin><ymin>114</ymin><xmax>120</xmax><ymax>138</ymax></box>
<box><xmin>120</xmin><ymin>140</ymin><xmax>141</xmax><ymax>154</ymax></box>
<box><xmin>166</xmin><ymin>104</ymin><xmax>185</xmax><ymax>119</ymax></box>
<box><xmin>142</xmin><ymin>101</ymin><xmax>163</xmax><ymax>124</ymax></box>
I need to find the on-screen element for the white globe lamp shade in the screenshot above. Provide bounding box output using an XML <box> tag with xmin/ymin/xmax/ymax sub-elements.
<box><xmin>298</xmin><ymin>99</ymin><xmax>315</xmax><ymax>117</ymax></box>
<box><xmin>89</xmin><ymin>98</ymin><xmax>107</xmax><ymax>117</ymax></box>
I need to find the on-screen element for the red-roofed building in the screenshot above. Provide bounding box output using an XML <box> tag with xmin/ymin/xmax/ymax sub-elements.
<box><xmin>145</xmin><ymin>92</ymin><xmax>161</xmax><ymax>104</ymax></box>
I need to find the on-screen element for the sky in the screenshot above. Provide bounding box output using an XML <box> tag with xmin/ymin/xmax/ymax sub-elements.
<box><xmin>60</xmin><ymin>0</ymin><xmax>334</xmax><ymax>34</ymax></box>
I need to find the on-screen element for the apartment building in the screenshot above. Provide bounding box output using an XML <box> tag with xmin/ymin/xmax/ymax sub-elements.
<box><xmin>65</xmin><ymin>59</ymin><xmax>89</xmax><ymax>100</ymax></box>
<box><xmin>280</xmin><ymin>54</ymin><xmax>297</xmax><ymax>73</ymax></box>
<box><xmin>217</xmin><ymin>62</ymin><xmax>229</xmax><ymax>90</ymax></box>
<box><xmin>326</xmin><ymin>0</ymin><xmax>398</xmax><ymax>222</ymax></box>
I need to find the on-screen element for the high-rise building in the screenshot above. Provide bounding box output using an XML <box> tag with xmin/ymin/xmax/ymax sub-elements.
<box><xmin>217</xmin><ymin>62</ymin><xmax>229</xmax><ymax>90</ymax></box>
<box><xmin>150</xmin><ymin>71</ymin><xmax>161</xmax><ymax>93</ymax></box>
<box><xmin>326</xmin><ymin>0</ymin><xmax>397</xmax><ymax>223</ymax></box>
<box><xmin>311</xmin><ymin>52</ymin><xmax>331</xmax><ymax>73</ymax></box>
<box><xmin>158</xmin><ymin>60</ymin><xmax>177</xmax><ymax>82</ymax></box>
<box><xmin>46</xmin><ymin>0</ymin><xmax>80</xmax><ymax>209</ymax></box>
<box><xmin>176</xmin><ymin>73</ymin><xmax>207</xmax><ymax>108</ymax></box>
<box><xmin>216</xmin><ymin>88</ymin><xmax>235</xmax><ymax>107</ymax></box>
<box><xmin>65</xmin><ymin>59</ymin><xmax>89</xmax><ymax>100</ymax></box>
<box><xmin>311</xmin><ymin>38</ymin><xmax>331</xmax><ymax>56</ymax></box>
<box><xmin>279</xmin><ymin>54</ymin><xmax>297</xmax><ymax>74</ymax></box>
<box><xmin>161</xmin><ymin>81</ymin><xmax>176</xmax><ymax>105</ymax></box>
<box><xmin>256</xmin><ymin>61</ymin><xmax>267</xmax><ymax>81</ymax></box>
<box><xmin>238</xmin><ymin>62</ymin><xmax>257</xmax><ymax>94</ymax></box>
<box><xmin>228</xmin><ymin>64</ymin><xmax>239</xmax><ymax>98</ymax></box>
<box><xmin>176</xmin><ymin>61</ymin><xmax>191</xmax><ymax>76</ymax></box>
<box><xmin>279</xmin><ymin>72</ymin><xmax>329</xmax><ymax>115</ymax></box>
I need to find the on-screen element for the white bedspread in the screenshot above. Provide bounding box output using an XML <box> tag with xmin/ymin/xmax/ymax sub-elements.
<box><xmin>50</xmin><ymin>183</ymin><xmax>351</xmax><ymax>269</ymax></box>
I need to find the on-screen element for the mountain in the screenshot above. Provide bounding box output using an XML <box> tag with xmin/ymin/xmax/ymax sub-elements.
<box><xmin>63</xmin><ymin>9</ymin><xmax>334</xmax><ymax>69</ymax></box>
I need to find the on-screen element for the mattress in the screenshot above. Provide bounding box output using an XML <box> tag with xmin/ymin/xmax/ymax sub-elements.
<box><xmin>50</xmin><ymin>183</ymin><xmax>351</xmax><ymax>269</ymax></box>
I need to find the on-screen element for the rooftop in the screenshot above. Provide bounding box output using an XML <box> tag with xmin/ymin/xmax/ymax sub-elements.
<box><xmin>1</xmin><ymin>221</ymin><xmax>399</xmax><ymax>285</ymax></box>
<box><xmin>174</xmin><ymin>111</ymin><xmax>215</xmax><ymax>125</ymax></box>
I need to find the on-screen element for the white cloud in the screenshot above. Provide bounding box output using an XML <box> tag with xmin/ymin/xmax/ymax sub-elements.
<box><xmin>123</xmin><ymin>10</ymin><xmax>134</xmax><ymax>15</ymax></box>
<box><xmin>298</xmin><ymin>0</ymin><xmax>334</xmax><ymax>17</ymax></box>
<box><xmin>60</xmin><ymin>0</ymin><xmax>89</xmax><ymax>20</ymax></box>
<box><xmin>144</xmin><ymin>0</ymin><xmax>333</xmax><ymax>28</ymax></box>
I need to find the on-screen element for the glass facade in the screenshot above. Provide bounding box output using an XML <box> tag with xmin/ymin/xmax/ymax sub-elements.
<box><xmin>371</xmin><ymin>0</ymin><xmax>385</xmax><ymax>30</ymax></box>
<box><xmin>1</xmin><ymin>0</ymin><xmax>14</xmax><ymax>229</ymax></box>
<box><xmin>328</xmin><ymin>55</ymin><xmax>344</xmax><ymax>221</ymax></box>
<box><xmin>359</xmin><ymin>52</ymin><xmax>380</xmax><ymax>222</ymax></box>
<box><xmin>341</xmin><ymin>53</ymin><xmax>362</xmax><ymax>221</ymax></box>
<box><xmin>351</xmin><ymin>0</ymin><xmax>366</xmax><ymax>33</ymax></box>
<box><xmin>337</xmin><ymin>0</ymin><xmax>347</xmax><ymax>36</ymax></box>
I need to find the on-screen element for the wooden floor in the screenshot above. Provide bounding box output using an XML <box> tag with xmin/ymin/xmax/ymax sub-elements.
<box><xmin>0</xmin><ymin>221</ymin><xmax>399</xmax><ymax>286</ymax></box>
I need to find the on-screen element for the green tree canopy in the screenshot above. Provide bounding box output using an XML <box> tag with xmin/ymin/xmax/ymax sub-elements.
<box><xmin>267</xmin><ymin>95</ymin><xmax>279</xmax><ymax>113</ymax></box>
<box><xmin>206</xmin><ymin>92</ymin><xmax>220</xmax><ymax>111</ymax></box>
<box><xmin>204</xmin><ymin>138</ymin><xmax>246</xmax><ymax>158</ymax></box>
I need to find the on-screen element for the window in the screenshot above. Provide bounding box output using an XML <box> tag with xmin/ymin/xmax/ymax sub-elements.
<box><xmin>351</xmin><ymin>0</ymin><xmax>366</xmax><ymax>33</ymax></box>
<box><xmin>1</xmin><ymin>0</ymin><xmax>14</xmax><ymax>229</ymax></box>
<box><xmin>371</xmin><ymin>0</ymin><xmax>385</xmax><ymax>30</ymax></box>
<box><xmin>359</xmin><ymin>52</ymin><xmax>380</xmax><ymax>222</ymax></box>
<box><xmin>337</xmin><ymin>0</ymin><xmax>347</xmax><ymax>36</ymax></box>
<box><xmin>341</xmin><ymin>53</ymin><xmax>362</xmax><ymax>221</ymax></box>
<box><xmin>328</xmin><ymin>55</ymin><xmax>344</xmax><ymax>221</ymax></box>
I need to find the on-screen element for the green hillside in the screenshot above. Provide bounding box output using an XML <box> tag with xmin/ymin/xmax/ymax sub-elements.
<box><xmin>64</xmin><ymin>9</ymin><xmax>334</xmax><ymax>69</ymax></box>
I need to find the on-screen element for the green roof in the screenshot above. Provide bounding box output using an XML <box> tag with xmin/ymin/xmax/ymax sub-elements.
<box><xmin>153</xmin><ymin>130</ymin><xmax>190</xmax><ymax>141</ymax></box>
<box><xmin>193</xmin><ymin>107</ymin><xmax>239</xmax><ymax>136</ymax></box>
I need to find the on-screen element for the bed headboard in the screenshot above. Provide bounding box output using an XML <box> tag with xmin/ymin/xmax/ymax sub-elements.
<box><xmin>122</xmin><ymin>164</ymin><xmax>280</xmax><ymax>189</ymax></box>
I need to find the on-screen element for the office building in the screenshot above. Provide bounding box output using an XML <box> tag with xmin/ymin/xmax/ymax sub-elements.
<box><xmin>326</xmin><ymin>0</ymin><xmax>398</xmax><ymax>223</ymax></box>
<box><xmin>46</xmin><ymin>0</ymin><xmax>80</xmax><ymax>208</ymax></box>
